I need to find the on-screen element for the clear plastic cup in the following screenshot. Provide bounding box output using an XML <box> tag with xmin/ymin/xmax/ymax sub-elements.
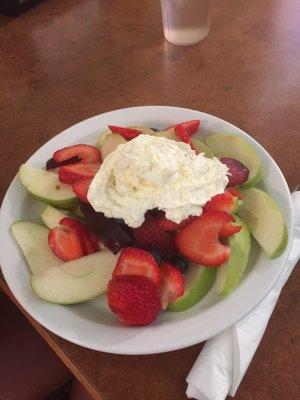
<box><xmin>160</xmin><ymin>0</ymin><xmax>213</xmax><ymax>45</ymax></box>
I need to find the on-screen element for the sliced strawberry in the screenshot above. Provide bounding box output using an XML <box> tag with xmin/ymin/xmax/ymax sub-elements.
<box><xmin>174</xmin><ymin>124</ymin><xmax>190</xmax><ymax>144</ymax></box>
<box><xmin>155</xmin><ymin>212</ymin><xmax>179</xmax><ymax>232</ymax></box>
<box><xmin>203</xmin><ymin>191</ymin><xmax>236</xmax><ymax>214</ymax></box>
<box><xmin>60</xmin><ymin>217</ymin><xmax>99</xmax><ymax>255</ymax></box>
<box><xmin>113</xmin><ymin>247</ymin><xmax>161</xmax><ymax>285</ymax></box>
<box><xmin>165</xmin><ymin>120</ymin><xmax>200</xmax><ymax>136</ymax></box>
<box><xmin>227</xmin><ymin>186</ymin><xmax>242</xmax><ymax>200</ymax></box>
<box><xmin>108</xmin><ymin>125</ymin><xmax>141</xmax><ymax>140</ymax></box>
<box><xmin>159</xmin><ymin>262</ymin><xmax>185</xmax><ymax>310</ymax></box>
<box><xmin>53</xmin><ymin>144</ymin><xmax>101</xmax><ymax>164</ymax></box>
<box><xmin>72</xmin><ymin>178</ymin><xmax>92</xmax><ymax>203</ymax></box>
<box><xmin>58</xmin><ymin>162</ymin><xmax>100</xmax><ymax>184</ymax></box>
<box><xmin>175</xmin><ymin>211</ymin><xmax>242</xmax><ymax>266</ymax></box>
<box><xmin>107</xmin><ymin>275</ymin><xmax>160</xmax><ymax>326</ymax></box>
<box><xmin>46</xmin><ymin>156</ymin><xmax>80</xmax><ymax>170</ymax></box>
<box><xmin>48</xmin><ymin>224</ymin><xmax>84</xmax><ymax>261</ymax></box>
<box><xmin>219</xmin><ymin>220</ymin><xmax>242</xmax><ymax>237</ymax></box>
<box><xmin>178</xmin><ymin>216</ymin><xmax>197</xmax><ymax>229</ymax></box>
<box><xmin>132</xmin><ymin>213</ymin><xmax>176</xmax><ymax>257</ymax></box>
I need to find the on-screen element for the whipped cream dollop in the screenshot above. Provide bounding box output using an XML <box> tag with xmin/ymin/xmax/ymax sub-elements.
<box><xmin>88</xmin><ymin>135</ymin><xmax>228</xmax><ymax>228</ymax></box>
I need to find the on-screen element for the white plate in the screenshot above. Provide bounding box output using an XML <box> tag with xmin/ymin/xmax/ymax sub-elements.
<box><xmin>0</xmin><ymin>106</ymin><xmax>293</xmax><ymax>355</ymax></box>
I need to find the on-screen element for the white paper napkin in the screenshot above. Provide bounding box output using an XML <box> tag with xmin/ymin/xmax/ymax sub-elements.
<box><xmin>186</xmin><ymin>191</ymin><xmax>300</xmax><ymax>400</ymax></box>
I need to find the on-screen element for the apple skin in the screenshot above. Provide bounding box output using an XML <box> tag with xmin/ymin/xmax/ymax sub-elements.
<box><xmin>190</xmin><ymin>138</ymin><xmax>214</xmax><ymax>158</ymax></box>
<box><xmin>168</xmin><ymin>265</ymin><xmax>216</xmax><ymax>312</ymax></box>
<box><xmin>238</xmin><ymin>188</ymin><xmax>287</xmax><ymax>258</ymax></box>
<box><xmin>204</xmin><ymin>134</ymin><xmax>262</xmax><ymax>187</ymax></box>
<box><xmin>19</xmin><ymin>164</ymin><xmax>78</xmax><ymax>210</ymax></box>
<box><xmin>216</xmin><ymin>215</ymin><xmax>251</xmax><ymax>298</ymax></box>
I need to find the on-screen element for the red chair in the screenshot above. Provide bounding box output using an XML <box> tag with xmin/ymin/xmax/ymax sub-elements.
<box><xmin>0</xmin><ymin>288</ymin><xmax>73</xmax><ymax>400</ymax></box>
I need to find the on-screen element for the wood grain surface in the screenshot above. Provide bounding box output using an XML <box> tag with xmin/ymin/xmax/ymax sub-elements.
<box><xmin>0</xmin><ymin>1</ymin><xmax>299</xmax><ymax>399</ymax></box>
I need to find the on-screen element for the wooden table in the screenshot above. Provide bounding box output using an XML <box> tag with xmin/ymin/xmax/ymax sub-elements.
<box><xmin>0</xmin><ymin>0</ymin><xmax>299</xmax><ymax>399</ymax></box>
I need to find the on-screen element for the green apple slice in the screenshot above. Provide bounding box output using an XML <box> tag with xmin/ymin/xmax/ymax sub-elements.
<box><xmin>41</xmin><ymin>205</ymin><xmax>68</xmax><ymax>229</ymax></box>
<box><xmin>191</xmin><ymin>138</ymin><xmax>214</xmax><ymax>158</ymax></box>
<box><xmin>238</xmin><ymin>188</ymin><xmax>287</xmax><ymax>258</ymax></box>
<box><xmin>168</xmin><ymin>264</ymin><xmax>216</xmax><ymax>311</ymax></box>
<box><xmin>19</xmin><ymin>164</ymin><xmax>78</xmax><ymax>210</ymax></box>
<box><xmin>204</xmin><ymin>134</ymin><xmax>262</xmax><ymax>187</ymax></box>
<box><xmin>216</xmin><ymin>216</ymin><xmax>251</xmax><ymax>297</ymax></box>
<box><xmin>31</xmin><ymin>250</ymin><xmax>119</xmax><ymax>304</ymax></box>
<box><xmin>153</xmin><ymin>130</ymin><xmax>180</xmax><ymax>141</ymax></box>
<box><xmin>100</xmin><ymin>133</ymin><xmax>127</xmax><ymax>159</ymax></box>
<box><xmin>11</xmin><ymin>221</ymin><xmax>60</xmax><ymax>275</ymax></box>
<box><xmin>97</xmin><ymin>126</ymin><xmax>154</xmax><ymax>149</ymax></box>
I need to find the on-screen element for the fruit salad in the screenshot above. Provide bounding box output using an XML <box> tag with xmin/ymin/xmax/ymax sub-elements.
<box><xmin>12</xmin><ymin>120</ymin><xmax>288</xmax><ymax>326</ymax></box>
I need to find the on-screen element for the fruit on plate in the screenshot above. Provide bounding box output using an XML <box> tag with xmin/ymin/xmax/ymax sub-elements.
<box><xmin>107</xmin><ymin>275</ymin><xmax>161</xmax><ymax>326</ymax></box>
<box><xmin>132</xmin><ymin>213</ymin><xmax>176</xmax><ymax>257</ymax></box>
<box><xmin>174</xmin><ymin>124</ymin><xmax>191</xmax><ymax>144</ymax></box>
<box><xmin>204</xmin><ymin>134</ymin><xmax>262</xmax><ymax>187</ymax></box>
<box><xmin>113</xmin><ymin>247</ymin><xmax>161</xmax><ymax>285</ymax></box>
<box><xmin>203</xmin><ymin>191</ymin><xmax>239</xmax><ymax>214</ymax></box>
<box><xmin>53</xmin><ymin>144</ymin><xmax>101</xmax><ymax>164</ymax></box>
<box><xmin>175</xmin><ymin>211</ymin><xmax>241</xmax><ymax>266</ymax></box>
<box><xmin>58</xmin><ymin>162</ymin><xmax>101</xmax><ymax>184</ymax></box>
<box><xmin>96</xmin><ymin>126</ymin><xmax>154</xmax><ymax>149</ymax></box>
<box><xmin>165</xmin><ymin>120</ymin><xmax>200</xmax><ymax>136</ymax></box>
<box><xmin>159</xmin><ymin>262</ymin><xmax>185</xmax><ymax>310</ymax></box>
<box><xmin>153</xmin><ymin>130</ymin><xmax>179</xmax><ymax>141</ymax></box>
<box><xmin>19</xmin><ymin>164</ymin><xmax>78</xmax><ymax>210</ymax></box>
<box><xmin>237</xmin><ymin>188</ymin><xmax>287</xmax><ymax>258</ymax></box>
<box><xmin>31</xmin><ymin>250</ymin><xmax>119</xmax><ymax>304</ymax></box>
<box><xmin>81</xmin><ymin>203</ymin><xmax>132</xmax><ymax>254</ymax></box>
<box><xmin>219</xmin><ymin>157</ymin><xmax>249</xmax><ymax>187</ymax></box>
<box><xmin>11</xmin><ymin>221</ymin><xmax>60</xmax><ymax>275</ymax></box>
<box><xmin>72</xmin><ymin>178</ymin><xmax>92</xmax><ymax>203</ymax></box>
<box><xmin>168</xmin><ymin>264</ymin><xmax>216</xmax><ymax>311</ymax></box>
<box><xmin>190</xmin><ymin>138</ymin><xmax>214</xmax><ymax>158</ymax></box>
<box><xmin>216</xmin><ymin>216</ymin><xmax>251</xmax><ymax>297</ymax></box>
<box><xmin>41</xmin><ymin>205</ymin><xmax>68</xmax><ymax>229</ymax></box>
<box><xmin>100</xmin><ymin>133</ymin><xmax>127</xmax><ymax>159</ymax></box>
<box><xmin>48</xmin><ymin>217</ymin><xmax>99</xmax><ymax>261</ymax></box>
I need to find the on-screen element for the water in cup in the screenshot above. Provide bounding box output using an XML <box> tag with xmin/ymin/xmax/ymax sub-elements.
<box><xmin>161</xmin><ymin>0</ymin><xmax>213</xmax><ymax>45</ymax></box>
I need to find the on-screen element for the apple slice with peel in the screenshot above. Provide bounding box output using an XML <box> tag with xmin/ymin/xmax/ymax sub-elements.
<box><xmin>216</xmin><ymin>216</ymin><xmax>251</xmax><ymax>297</ymax></box>
<box><xmin>238</xmin><ymin>188</ymin><xmax>287</xmax><ymax>258</ymax></box>
<box><xmin>97</xmin><ymin>126</ymin><xmax>154</xmax><ymax>149</ymax></box>
<box><xmin>31</xmin><ymin>250</ymin><xmax>119</xmax><ymax>304</ymax></box>
<box><xmin>19</xmin><ymin>164</ymin><xmax>78</xmax><ymax>210</ymax></box>
<box><xmin>204</xmin><ymin>134</ymin><xmax>262</xmax><ymax>187</ymax></box>
<box><xmin>11</xmin><ymin>221</ymin><xmax>60</xmax><ymax>275</ymax></box>
<box><xmin>41</xmin><ymin>205</ymin><xmax>68</xmax><ymax>229</ymax></box>
<box><xmin>168</xmin><ymin>265</ymin><xmax>216</xmax><ymax>311</ymax></box>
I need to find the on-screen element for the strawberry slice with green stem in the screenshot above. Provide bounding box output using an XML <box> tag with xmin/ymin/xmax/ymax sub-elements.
<box><xmin>58</xmin><ymin>162</ymin><xmax>100</xmax><ymax>184</ymax></box>
<box><xmin>108</xmin><ymin>125</ymin><xmax>141</xmax><ymax>140</ymax></box>
<box><xmin>175</xmin><ymin>211</ymin><xmax>241</xmax><ymax>266</ymax></box>
<box><xmin>113</xmin><ymin>247</ymin><xmax>161</xmax><ymax>285</ymax></box>
<box><xmin>165</xmin><ymin>120</ymin><xmax>200</xmax><ymax>136</ymax></box>
<box><xmin>159</xmin><ymin>261</ymin><xmax>185</xmax><ymax>310</ymax></box>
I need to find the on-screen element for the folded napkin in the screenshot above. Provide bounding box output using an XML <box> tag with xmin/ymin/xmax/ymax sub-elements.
<box><xmin>186</xmin><ymin>191</ymin><xmax>300</xmax><ymax>400</ymax></box>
